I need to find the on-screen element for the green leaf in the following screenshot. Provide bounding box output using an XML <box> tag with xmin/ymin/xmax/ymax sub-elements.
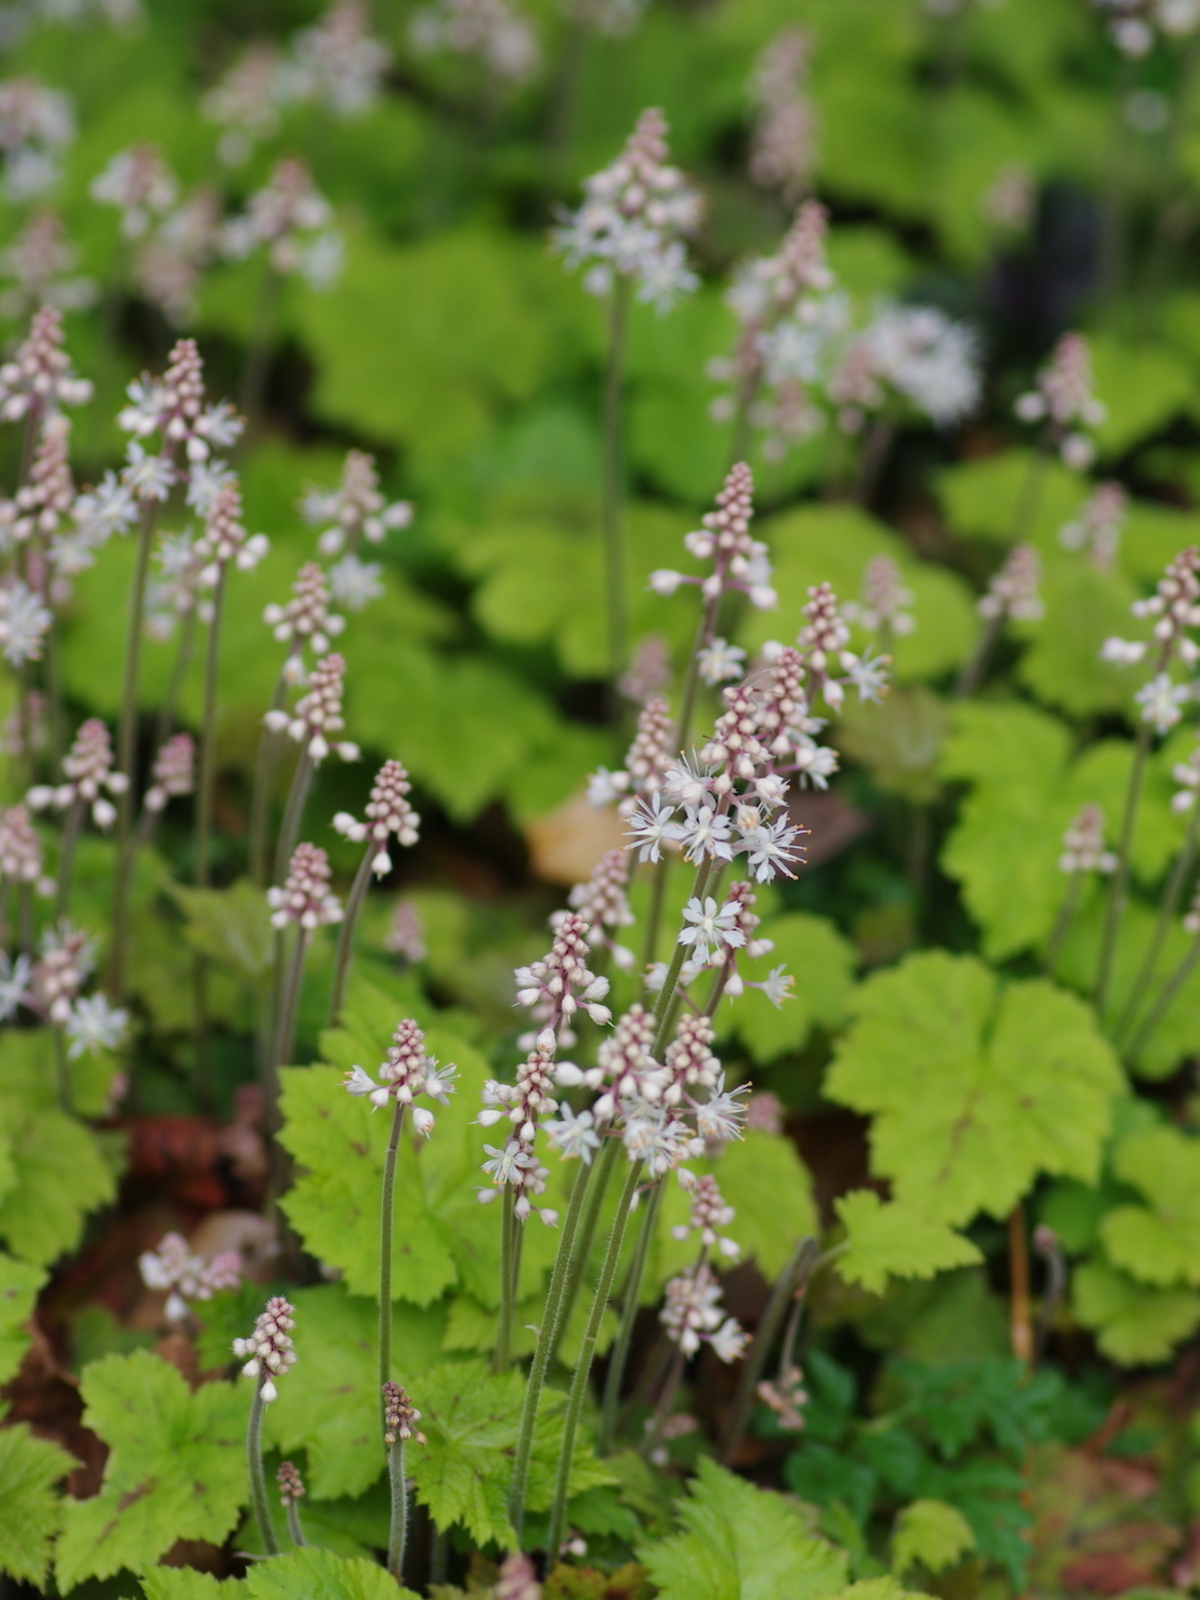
<box><xmin>408</xmin><ymin>1360</ymin><xmax>522</xmax><ymax>1548</ymax></box>
<box><xmin>264</xmin><ymin>1284</ymin><xmax>445</xmax><ymax>1501</ymax></box>
<box><xmin>836</xmin><ymin>1583</ymin><xmax>934</xmax><ymax>1600</ymax></box>
<box><xmin>834</xmin><ymin>1192</ymin><xmax>982</xmax><ymax>1296</ymax></box>
<box><xmin>936</xmin><ymin>449</ymin><xmax>1086</xmax><ymax>550</ymax></box>
<box><xmin>56</xmin><ymin>1351</ymin><xmax>245</xmax><ymax>1589</ymax></box>
<box><xmin>169</xmin><ymin>880</ymin><xmax>274</xmax><ymax>988</ymax></box>
<box><xmin>1073</xmin><ymin>1260</ymin><xmax>1200</xmax><ymax>1365</ymax></box>
<box><xmin>825</xmin><ymin>952</ymin><xmax>1123</xmax><ymax>1227</ymax></box>
<box><xmin>708</xmin><ymin>1131</ymin><xmax>819</xmax><ymax>1281</ymax></box>
<box><xmin>142</xmin><ymin>1573</ymin><xmax>250</xmax><ymax>1599</ymax></box>
<box><xmin>0</xmin><ymin>1424</ymin><xmax>72</xmax><ymax>1585</ymax></box>
<box><xmin>0</xmin><ymin>1253</ymin><xmax>45</xmax><ymax>1386</ymax></box>
<box><xmin>278</xmin><ymin>1066</ymin><xmax>458</xmax><ymax>1306</ymax></box>
<box><xmin>639</xmin><ymin>1456</ymin><xmax>848</xmax><ymax>1600</ymax></box>
<box><xmin>724</xmin><ymin>913</ymin><xmax>858</xmax><ymax>1064</ymax></box>
<box><xmin>1089</xmin><ymin>332</ymin><xmax>1198</xmax><ymax>456</ymax></box>
<box><xmin>245</xmin><ymin>1547</ymin><xmax>419</xmax><ymax>1600</ymax></box>
<box><xmin>0</xmin><ymin>1099</ymin><xmax>116</xmax><ymax>1266</ymax></box>
<box><xmin>1016</xmin><ymin>563</ymin><xmax>1140</xmax><ymax>717</ymax></box>
<box><xmin>1099</xmin><ymin>1125</ymin><xmax>1200</xmax><ymax>1287</ymax></box>
<box><xmin>891</xmin><ymin>1498</ymin><xmax>975</xmax><ymax>1576</ymax></box>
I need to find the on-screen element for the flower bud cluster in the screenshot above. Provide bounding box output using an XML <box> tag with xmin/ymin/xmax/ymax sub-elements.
<box><xmin>553</xmin><ymin>107</ymin><xmax>703</xmax><ymax>312</ymax></box>
<box><xmin>29</xmin><ymin>919</ymin><xmax>92</xmax><ymax>1023</ymax></box>
<box><xmin>670</xmin><ymin>1173</ymin><xmax>739</xmax><ymax>1258</ymax></box>
<box><xmin>978</xmin><ymin>543</ymin><xmax>1044</xmax><ymax>623</ymax></box>
<box><xmin>650</xmin><ymin>463</ymin><xmax>776</xmax><ymax>614</ymax></box>
<box><xmin>0</xmin><ymin>305</ymin><xmax>92</xmax><ymax>421</ymax></box>
<box><xmin>268</xmin><ymin>843</ymin><xmax>343</xmax><ymax>932</ymax></box>
<box><xmin>233</xmin><ymin>1296</ymin><xmax>296</xmax><ymax>1403</ymax></box>
<box><xmin>661</xmin><ymin>1260</ymin><xmax>747</xmax><ymax>1362</ymax></box>
<box><xmin>0</xmin><ymin>411</ymin><xmax>73</xmax><ymax>552</ymax></box>
<box><xmin>301</xmin><ymin>449</ymin><xmax>413</xmax><ymax>558</ymax></box>
<box><xmin>1100</xmin><ymin>546</ymin><xmax>1200</xmax><ymax>732</ymax></box>
<box><xmin>757</xmin><ymin>1363</ymin><xmax>808</xmax><ymax>1431</ymax></box>
<box><xmin>1015</xmin><ymin>332</ymin><xmax>1105</xmax><ymax>468</ymax></box>
<box><xmin>332</xmin><ymin>759</ymin><xmax>420</xmax><ymax>875</ymax></box>
<box><xmin>193</xmin><ymin>479</ymin><xmax>269</xmax><ymax>585</ymax></box>
<box><xmin>343</xmin><ymin>1016</ymin><xmax>456</xmax><ymax>1130</ymax></box>
<box><xmin>277</xmin><ymin>1461</ymin><xmax>306</xmax><ymax>1507</ymax></box>
<box><xmin>843</xmin><ymin>553</ymin><xmax>915</xmax><ymax>637</ymax></box>
<box><xmin>139</xmin><ymin>1230</ymin><xmax>242</xmax><ymax>1323</ymax></box>
<box><xmin>514</xmin><ymin>910</ymin><xmax>612</xmax><ymax>1047</ymax></box>
<box><xmin>0</xmin><ymin>76</ymin><xmax>73</xmax><ymax>201</ymax></box>
<box><xmin>1059</xmin><ymin>804</ymin><xmax>1118</xmax><ymax>875</ymax></box>
<box><xmin>748</xmin><ymin>27</ymin><xmax>817</xmax><ymax>199</ymax></box>
<box><xmin>222</xmin><ymin>157</ymin><xmax>343</xmax><ymax>289</ymax></box>
<box><xmin>90</xmin><ymin>144</ymin><xmax>177</xmax><ymax>239</ymax></box>
<box><xmin>587</xmin><ymin>695</ymin><xmax>676</xmax><ymax>809</ymax></box>
<box><xmin>1059</xmin><ymin>482</ymin><xmax>1126</xmax><ymax>570</ymax></box>
<box><xmin>567</xmin><ymin>848</ymin><xmax>635</xmax><ymax>968</ymax></box>
<box><xmin>28</xmin><ymin>717</ymin><xmax>128</xmax><ymax>828</ymax></box>
<box><xmin>264</xmin><ymin>651</ymin><xmax>359</xmax><ymax>763</ymax></box>
<box><xmin>0</xmin><ymin>803</ymin><xmax>50</xmax><ymax>893</ymax></box>
<box><xmin>479</xmin><ymin>1040</ymin><xmax>561</xmax><ymax>1223</ymax></box>
<box><xmin>264</xmin><ymin>561</ymin><xmax>345</xmax><ymax>680</ymax></box>
<box><xmin>144</xmin><ymin>733</ymin><xmax>194</xmax><ymax>813</ymax></box>
<box><xmin>118</xmin><ymin>337</ymin><xmax>243</xmax><ymax>472</ymax></box>
<box><xmin>382</xmin><ymin>1380</ymin><xmax>426</xmax><ymax>1445</ymax></box>
<box><xmin>410</xmin><ymin>0</ymin><xmax>541</xmax><ymax>88</ymax></box>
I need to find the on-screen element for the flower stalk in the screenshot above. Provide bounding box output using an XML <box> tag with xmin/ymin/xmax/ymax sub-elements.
<box><xmin>246</xmin><ymin>1376</ymin><xmax>279</xmax><ymax>1556</ymax></box>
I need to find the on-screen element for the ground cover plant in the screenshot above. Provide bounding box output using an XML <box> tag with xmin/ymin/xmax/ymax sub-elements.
<box><xmin>10</xmin><ymin>0</ymin><xmax>1200</xmax><ymax>1596</ymax></box>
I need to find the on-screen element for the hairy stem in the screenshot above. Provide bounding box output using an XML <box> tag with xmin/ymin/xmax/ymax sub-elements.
<box><xmin>1095</xmin><ymin>722</ymin><xmax>1152</xmax><ymax>1018</ymax></box>
<box><xmin>328</xmin><ymin>843</ymin><xmax>375</xmax><ymax>1026</ymax></box>
<box><xmin>509</xmin><ymin>1140</ymin><xmax>613</xmax><ymax>1541</ymax></box>
<box><xmin>599</xmin><ymin>1176</ymin><xmax>664</xmax><ymax>1452</ymax></box>
<box><xmin>643</xmin><ymin>1343</ymin><xmax>686</xmax><ymax>1458</ymax></box>
<box><xmin>1115</xmin><ymin>797</ymin><xmax>1200</xmax><ymax>1043</ymax></box>
<box><xmin>112</xmin><ymin>504</ymin><xmax>158</xmax><ymax>996</ymax></box>
<box><xmin>273</xmin><ymin>750</ymin><xmax>314</xmax><ymax>889</ymax></box>
<box><xmin>249</xmin><ymin>669</ymin><xmax>289</xmax><ymax>889</ymax></box>
<box><xmin>493</xmin><ymin>1187</ymin><xmax>517</xmax><ymax>1374</ymax></box>
<box><xmin>546</xmin><ymin>1158</ymin><xmax>641</xmax><ymax>1558</ymax></box>
<box><xmin>551</xmin><ymin>1139</ymin><xmax>620</xmax><ymax>1367</ymax></box>
<box><xmin>195</xmin><ymin>570</ymin><xmax>227</xmax><ymax>891</ymax></box>
<box><xmin>720</xmin><ymin>1237</ymin><xmax>817</xmax><ymax>1465</ymax></box>
<box><xmin>387</xmin><ymin>1437</ymin><xmax>408</xmax><ymax>1582</ymax></box>
<box><xmin>601</xmin><ymin>279</ymin><xmax>632</xmax><ymax>691</ymax></box>
<box><xmin>284</xmin><ymin>1497</ymin><xmax>307</xmax><ymax>1548</ymax></box>
<box><xmin>55</xmin><ymin>797</ymin><xmax>83</xmax><ymax>918</ymax></box>
<box><xmin>379</xmin><ymin>1100</ymin><xmax>407</xmax><ymax>1398</ymax></box>
<box><xmin>272</xmin><ymin>929</ymin><xmax>309</xmax><ymax>1073</ymax></box>
<box><xmin>246</xmin><ymin>1379</ymin><xmax>279</xmax><ymax>1556</ymax></box>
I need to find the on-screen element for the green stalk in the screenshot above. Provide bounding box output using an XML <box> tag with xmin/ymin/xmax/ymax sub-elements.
<box><xmin>545</xmin><ymin>1157</ymin><xmax>641</xmax><ymax>1558</ymax></box>
<box><xmin>272</xmin><ymin>750</ymin><xmax>314</xmax><ymax>889</ymax></box>
<box><xmin>493</xmin><ymin>1187</ymin><xmax>517</xmax><ymax>1374</ymax></box>
<box><xmin>601</xmin><ymin>278</ymin><xmax>632</xmax><ymax>690</ymax></box>
<box><xmin>272</xmin><ymin>929</ymin><xmax>309</xmax><ymax>1073</ymax></box>
<box><xmin>284</xmin><ymin>1497</ymin><xmax>307</xmax><ymax>1549</ymax></box>
<box><xmin>386</xmin><ymin>1435</ymin><xmax>408</xmax><ymax>1580</ymax></box>
<box><xmin>52</xmin><ymin>1024</ymin><xmax>71</xmax><ymax>1115</ymax></box>
<box><xmin>55</xmin><ymin>797</ymin><xmax>83</xmax><ymax>918</ymax></box>
<box><xmin>1115</xmin><ymin>797</ymin><xmax>1200</xmax><ymax>1043</ymax></box>
<box><xmin>598</xmin><ymin>1174</ymin><xmax>663</xmax><ymax>1452</ymax></box>
<box><xmin>1095</xmin><ymin>722</ymin><xmax>1152</xmax><ymax>1018</ymax></box>
<box><xmin>508</xmin><ymin>1139</ymin><xmax>613</xmax><ymax>1541</ymax></box>
<box><xmin>379</xmin><ymin>1100</ymin><xmax>407</xmax><ymax>1398</ymax></box>
<box><xmin>551</xmin><ymin>1140</ymin><xmax>619</xmax><ymax>1367</ymax></box>
<box><xmin>111</xmin><ymin>503</ymin><xmax>158</xmax><ymax>996</ymax></box>
<box><xmin>328</xmin><ymin>843</ymin><xmax>375</xmax><ymax>1026</ymax></box>
<box><xmin>719</xmin><ymin>1236</ymin><xmax>816</xmax><ymax>1465</ymax></box>
<box><xmin>249</xmin><ymin>668</ymin><xmax>289</xmax><ymax>888</ymax></box>
<box><xmin>1126</xmin><ymin>929</ymin><xmax>1200</xmax><ymax>1068</ymax></box>
<box><xmin>195</xmin><ymin>569</ymin><xmax>227</xmax><ymax>890</ymax></box>
<box><xmin>246</xmin><ymin>1378</ymin><xmax>279</xmax><ymax>1556</ymax></box>
<box><xmin>1043</xmin><ymin>872</ymin><xmax>1083</xmax><ymax>978</ymax></box>
<box><xmin>650</xmin><ymin>858</ymin><xmax>713</xmax><ymax>1057</ymax></box>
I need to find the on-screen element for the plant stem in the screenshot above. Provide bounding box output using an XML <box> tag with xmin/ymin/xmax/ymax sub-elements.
<box><xmin>1126</xmin><ymin>928</ymin><xmax>1200</xmax><ymax>1067</ymax></box>
<box><xmin>328</xmin><ymin>842</ymin><xmax>375</xmax><ymax>1026</ymax></box>
<box><xmin>273</xmin><ymin>750</ymin><xmax>314</xmax><ymax>888</ymax></box>
<box><xmin>509</xmin><ymin>1139</ymin><xmax>613</xmax><ymax>1541</ymax></box>
<box><xmin>55</xmin><ymin>797</ymin><xmax>82</xmax><ymax>918</ymax></box>
<box><xmin>720</xmin><ymin>1237</ymin><xmax>817</xmax><ymax>1465</ymax></box>
<box><xmin>546</xmin><ymin>1157</ymin><xmax>641</xmax><ymax>1558</ymax></box>
<box><xmin>152</xmin><ymin>607</ymin><xmax>197</xmax><ymax>754</ymax></box>
<box><xmin>650</xmin><ymin>858</ymin><xmax>713</xmax><ymax>1057</ymax></box>
<box><xmin>1095</xmin><ymin>722</ymin><xmax>1152</xmax><ymax>1018</ymax></box>
<box><xmin>493</xmin><ymin>1187</ymin><xmax>517</xmax><ymax>1374</ymax></box>
<box><xmin>52</xmin><ymin>1024</ymin><xmax>71</xmax><ymax>1114</ymax></box>
<box><xmin>379</xmin><ymin>1100</ymin><xmax>407</xmax><ymax>1399</ymax></box>
<box><xmin>195</xmin><ymin>569</ymin><xmax>227</xmax><ymax>891</ymax></box>
<box><xmin>249</xmin><ymin>669</ymin><xmax>289</xmax><ymax>888</ymax></box>
<box><xmin>601</xmin><ymin>278</ymin><xmax>632</xmax><ymax>691</ymax></box>
<box><xmin>1043</xmin><ymin>872</ymin><xmax>1083</xmax><ymax>977</ymax></box>
<box><xmin>1115</xmin><ymin>798</ymin><xmax>1200</xmax><ymax>1043</ymax></box>
<box><xmin>387</xmin><ymin>1437</ymin><xmax>409</xmax><ymax>1583</ymax></box>
<box><xmin>246</xmin><ymin>1378</ymin><xmax>279</xmax><ymax>1556</ymax></box>
<box><xmin>1008</xmin><ymin>1202</ymin><xmax>1032</xmax><ymax>1366</ymax></box>
<box><xmin>273</xmin><ymin>929</ymin><xmax>309</xmax><ymax>1073</ymax></box>
<box><xmin>111</xmin><ymin>505</ymin><xmax>158</xmax><ymax>997</ymax></box>
<box><xmin>954</xmin><ymin>612</ymin><xmax>1001</xmax><ymax>699</ymax></box>
<box><xmin>284</xmin><ymin>1497</ymin><xmax>307</xmax><ymax>1548</ymax></box>
<box><xmin>643</xmin><ymin>1343</ymin><xmax>686</xmax><ymax>1457</ymax></box>
<box><xmin>599</xmin><ymin>1175</ymin><xmax>663</xmax><ymax>1452</ymax></box>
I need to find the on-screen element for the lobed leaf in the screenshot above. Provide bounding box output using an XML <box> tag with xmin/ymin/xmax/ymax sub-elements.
<box><xmin>835</xmin><ymin>1192</ymin><xmax>982</xmax><ymax>1296</ymax></box>
<box><xmin>0</xmin><ymin>1424</ymin><xmax>73</xmax><ymax>1586</ymax></box>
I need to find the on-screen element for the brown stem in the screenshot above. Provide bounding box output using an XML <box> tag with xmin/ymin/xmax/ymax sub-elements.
<box><xmin>1008</xmin><ymin>1202</ymin><xmax>1032</xmax><ymax>1367</ymax></box>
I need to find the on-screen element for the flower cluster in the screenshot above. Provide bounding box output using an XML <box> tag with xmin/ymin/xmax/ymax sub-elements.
<box><xmin>90</xmin><ymin>143</ymin><xmax>177</xmax><ymax>239</ymax></box>
<box><xmin>843</xmin><ymin>553</ymin><xmax>916</xmax><ymax>640</ymax></box>
<box><xmin>829</xmin><ymin>302</ymin><xmax>982</xmax><ymax>434</ymax></box>
<box><xmin>344</xmin><ymin>1016</ymin><xmax>457</xmax><ymax>1130</ymax></box>
<box><xmin>382</xmin><ymin>1380</ymin><xmax>426</xmax><ymax>1446</ymax></box>
<box><xmin>28</xmin><ymin>919</ymin><xmax>91</xmax><ymax>1024</ymax></box>
<box><xmin>263</xmin><ymin>561</ymin><xmax>346</xmax><ymax>680</ymax></box>
<box><xmin>118</xmin><ymin>336</ymin><xmax>243</xmax><ymax>485</ymax></box>
<box><xmin>757</xmin><ymin>1364</ymin><xmax>808</xmax><ymax>1431</ymax></box>
<box><xmin>333</xmin><ymin>759</ymin><xmax>421</xmax><ymax>876</ymax></box>
<box><xmin>567</xmin><ymin>848</ymin><xmax>635</xmax><ymax>969</ymax></box>
<box><xmin>670</xmin><ymin>1173</ymin><xmax>739</xmax><ymax>1259</ymax></box>
<box><xmin>1015</xmin><ymin>333</ymin><xmax>1106</xmax><ymax>469</ymax></box>
<box><xmin>650</xmin><ymin>462</ymin><xmax>776</xmax><ymax>615</ymax></box>
<box><xmin>233</xmin><ymin>1296</ymin><xmax>297</xmax><ymax>1403</ymax></box>
<box><xmin>300</xmin><ymin>449</ymin><xmax>413</xmax><ymax>564</ymax></box>
<box><xmin>410</xmin><ymin>0</ymin><xmax>541</xmax><ymax>87</ymax></box>
<box><xmin>139</xmin><ymin>1231</ymin><xmax>242</xmax><ymax>1323</ymax></box>
<box><xmin>1094</xmin><ymin>0</ymin><xmax>1200</xmax><ymax>56</ymax></box>
<box><xmin>386</xmin><ymin>898</ymin><xmax>427</xmax><ymax>963</ymax></box>
<box><xmin>222</xmin><ymin>157</ymin><xmax>342</xmax><ymax>289</ymax></box>
<box><xmin>1059</xmin><ymin>804</ymin><xmax>1118</xmax><ymax>875</ymax></box>
<box><xmin>144</xmin><ymin>733</ymin><xmax>195</xmax><ymax>813</ymax></box>
<box><xmin>748</xmin><ymin>27</ymin><xmax>817</xmax><ymax>199</ymax></box>
<box><xmin>978</xmin><ymin>544</ymin><xmax>1044</xmax><ymax>624</ymax></box>
<box><xmin>1101</xmin><ymin>546</ymin><xmax>1200</xmax><ymax>732</ymax></box>
<box><xmin>268</xmin><ymin>843</ymin><xmax>343</xmax><ymax>931</ymax></box>
<box><xmin>0</xmin><ymin>804</ymin><xmax>51</xmax><ymax>896</ymax></box>
<box><xmin>514</xmin><ymin>910</ymin><xmax>612</xmax><ymax>1047</ymax></box>
<box><xmin>263</xmin><ymin>651</ymin><xmax>359</xmax><ymax>764</ymax></box>
<box><xmin>554</xmin><ymin>106</ymin><xmax>704</xmax><ymax>312</ymax></box>
<box><xmin>0</xmin><ymin>75</ymin><xmax>73</xmax><ymax>201</ymax></box>
<box><xmin>478</xmin><ymin>1038</ymin><xmax>562</xmax><ymax>1221</ymax></box>
<box><xmin>277</xmin><ymin>1461</ymin><xmax>306</xmax><ymax>1507</ymax></box>
<box><xmin>28</xmin><ymin>717</ymin><xmax>128</xmax><ymax>828</ymax></box>
<box><xmin>1059</xmin><ymin>482</ymin><xmax>1126</xmax><ymax>570</ymax></box>
<box><xmin>588</xmin><ymin>695</ymin><xmax>676</xmax><ymax>809</ymax></box>
<box><xmin>0</xmin><ymin>579</ymin><xmax>52</xmax><ymax>666</ymax></box>
<box><xmin>0</xmin><ymin>304</ymin><xmax>92</xmax><ymax>422</ymax></box>
<box><xmin>660</xmin><ymin>1260</ymin><xmax>747</xmax><ymax>1362</ymax></box>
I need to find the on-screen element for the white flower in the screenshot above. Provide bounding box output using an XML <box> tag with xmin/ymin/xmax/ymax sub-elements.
<box><xmin>691</xmin><ymin>1075</ymin><xmax>749</xmax><ymax>1142</ymax></box>
<box><xmin>1135</xmin><ymin>672</ymin><xmax>1192</xmax><ymax>734</ymax></box>
<box><xmin>625</xmin><ymin>791</ymin><xmax>680</xmax><ymax>863</ymax></box>
<box><xmin>327</xmin><ymin>553</ymin><xmax>384</xmax><ymax>610</ymax></box>
<box><xmin>737</xmin><ymin>814</ymin><xmax>804</xmax><ymax>881</ymax></box>
<box><xmin>0</xmin><ymin>581</ymin><xmax>51</xmax><ymax>667</ymax></box>
<box><xmin>1101</xmin><ymin>636</ymin><xmax>1148</xmax><ymax>665</ymax></box>
<box><xmin>677</xmin><ymin>896</ymin><xmax>746</xmax><ymax>964</ymax></box>
<box><xmin>676</xmin><ymin>803</ymin><xmax>734</xmax><ymax>865</ymax></box>
<box><xmin>753</xmin><ymin>965</ymin><xmax>795</xmax><ymax>1008</ymax></box>
<box><xmin>587</xmin><ymin>765</ymin><xmax>629</xmax><ymax>807</ymax></box>
<box><xmin>697</xmin><ymin>638</ymin><xmax>747</xmax><ymax>685</ymax></box>
<box><xmin>709</xmin><ymin>1316</ymin><xmax>749</xmax><ymax>1363</ymax></box>
<box><xmin>648</xmin><ymin>568</ymin><xmax>686</xmax><ymax>595</ymax></box>
<box><xmin>64</xmin><ymin>992</ymin><xmax>128</xmax><ymax>1057</ymax></box>
<box><xmin>0</xmin><ymin>952</ymin><xmax>30</xmax><ymax>1020</ymax></box>
<box><xmin>544</xmin><ymin>1104</ymin><xmax>601</xmax><ymax>1164</ymax></box>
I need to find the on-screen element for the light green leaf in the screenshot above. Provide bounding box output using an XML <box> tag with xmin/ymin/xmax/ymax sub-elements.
<box><xmin>0</xmin><ymin>1099</ymin><xmax>116</xmax><ymax>1266</ymax></box>
<box><xmin>142</xmin><ymin>1572</ymin><xmax>250</xmax><ymax>1599</ymax></box>
<box><xmin>709</xmin><ymin>1131</ymin><xmax>819</xmax><ymax>1281</ymax></box>
<box><xmin>835</xmin><ymin>1192</ymin><xmax>982</xmax><ymax>1296</ymax></box>
<box><xmin>1073</xmin><ymin>1260</ymin><xmax>1200</xmax><ymax>1365</ymax></box>
<box><xmin>1016</xmin><ymin>563</ymin><xmax>1140</xmax><ymax>717</ymax></box>
<box><xmin>56</xmin><ymin>1351</ymin><xmax>245</xmax><ymax>1589</ymax></box>
<box><xmin>936</xmin><ymin>449</ymin><xmax>1086</xmax><ymax>550</ymax></box>
<box><xmin>0</xmin><ymin>1253</ymin><xmax>45</xmax><ymax>1386</ymax></box>
<box><xmin>838</xmin><ymin>1581</ymin><xmax>934</xmax><ymax>1600</ymax></box>
<box><xmin>278</xmin><ymin>1066</ymin><xmax>458</xmax><ymax>1306</ymax></box>
<box><xmin>891</xmin><ymin>1498</ymin><xmax>976</xmax><ymax>1576</ymax></box>
<box><xmin>1099</xmin><ymin>1125</ymin><xmax>1200</xmax><ymax>1287</ymax></box>
<box><xmin>639</xmin><ymin>1456</ymin><xmax>848</xmax><ymax>1600</ymax></box>
<box><xmin>825</xmin><ymin>952</ymin><xmax>1123</xmax><ymax>1227</ymax></box>
<box><xmin>1089</xmin><ymin>332</ymin><xmax>1198</xmax><ymax>456</ymax></box>
<box><xmin>246</xmin><ymin>1547</ymin><xmax>419</xmax><ymax>1600</ymax></box>
<box><xmin>725</xmin><ymin>913</ymin><xmax>857</xmax><ymax>1064</ymax></box>
<box><xmin>169</xmin><ymin>880</ymin><xmax>274</xmax><ymax>987</ymax></box>
<box><xmin>0</xmin><ymin>1424</ymin><xmax>72</xmax><ymax>1585</ymax></box>
<box><xmin>408</xmin><ymin>1360</ymin><xmax>522</xmax><ymax>1548</ymax></box>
